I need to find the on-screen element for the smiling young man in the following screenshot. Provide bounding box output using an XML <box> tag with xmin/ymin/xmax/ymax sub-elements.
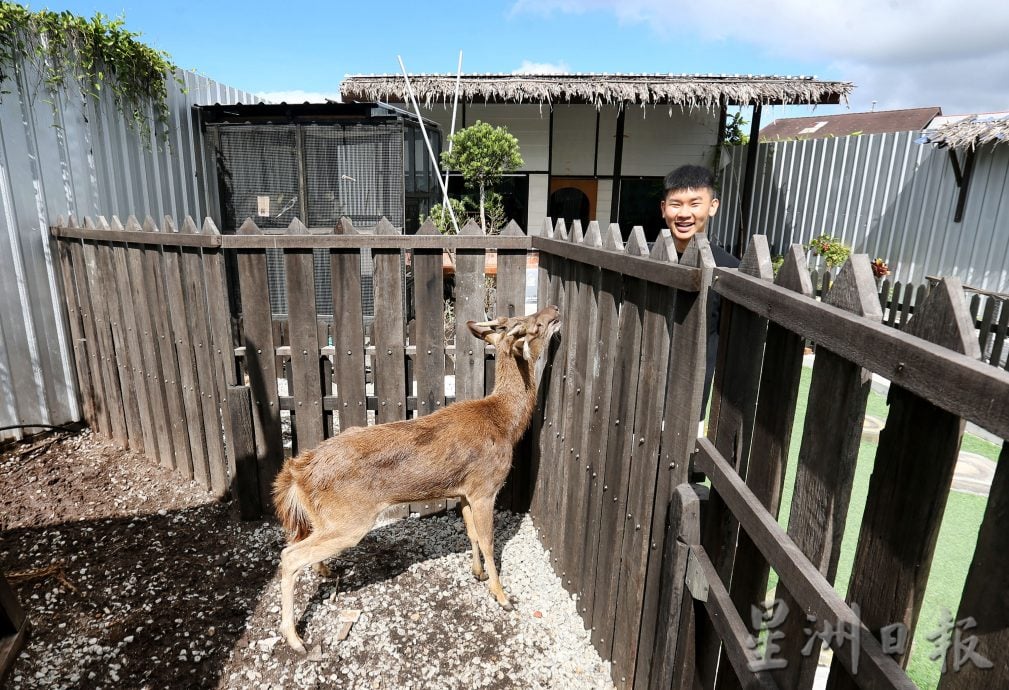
<box><xmin>660</xmin><ymin>165</ymin><xmax>739</xmax><ymax>429</ymax></box>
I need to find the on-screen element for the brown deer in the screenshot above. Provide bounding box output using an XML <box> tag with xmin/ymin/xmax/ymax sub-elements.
<box><xmin>273</xmin><ymin>305</ymin><xmax>562</xmax><ymax>652</ymax></box>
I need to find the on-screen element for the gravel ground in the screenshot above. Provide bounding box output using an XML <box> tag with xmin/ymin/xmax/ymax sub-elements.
<box><xmin>1</xmin><ymin>429</ymin><xmax>614</xmax><ymax>689</ymax></box>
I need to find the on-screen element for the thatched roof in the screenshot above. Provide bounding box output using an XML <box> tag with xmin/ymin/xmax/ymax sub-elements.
<box><xmin>921</xmin><ymin>113</ymin><xmax>1009</xmax><ymax>150</ymax></box>
<box><xmin>339</xmin><ymin>73</ymin><xmax>852</xmax><ymax>110</ymax></box>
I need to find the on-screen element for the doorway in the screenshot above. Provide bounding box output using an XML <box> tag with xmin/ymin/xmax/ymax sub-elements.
<box><xmin>548</xmin><ymin>178</ymin><xmax>597</xmax><ymax>230</ymax></box>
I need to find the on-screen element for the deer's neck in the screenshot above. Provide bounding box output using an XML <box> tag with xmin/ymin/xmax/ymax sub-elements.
<box><xmin>488</xmin><ymin>352</ymin><xmax>538</xmax><ymax>443</ymax></box>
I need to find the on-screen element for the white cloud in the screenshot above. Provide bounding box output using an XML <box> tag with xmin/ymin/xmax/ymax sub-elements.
<box><xmin>512</xmin><ymin>60</ymin><xmax>571</xmax><ymax>75</ymax></box>
<box><xmin>510</xmin><ymin>0</ymin><xmax>1009</xmax><ymax>113</ymax></box>
<box><xmin>255</xmin><ymin>90</ymin><xmax>342</xmax><ymax>104</ymax></box>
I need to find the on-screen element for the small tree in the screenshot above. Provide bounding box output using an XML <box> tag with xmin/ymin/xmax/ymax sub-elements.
<box><xmin>441</xmin><ymin>120</ymin><xmax>523</xmax><ymax>232</ymax></box>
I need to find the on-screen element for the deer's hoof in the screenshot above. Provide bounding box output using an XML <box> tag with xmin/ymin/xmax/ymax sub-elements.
<box><xmin>313</xmin><ymin>561</ymin><xmax>332</xmax><ymax>578</ymax></box>
<box><xmin>282</xmin><ymin>626</ymin><xmax>307</xmax><ymax>654</ymax></box>
<box><xmin>473</xmin><ymin>569</ymin><xmax>489</xmax><ymax>582</ymax></box>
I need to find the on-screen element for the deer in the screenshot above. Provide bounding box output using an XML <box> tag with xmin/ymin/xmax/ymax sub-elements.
<box><xmin>273</xmin><ymin>304</ymin><xmax>562</xmax><ymax>652</ymax></box>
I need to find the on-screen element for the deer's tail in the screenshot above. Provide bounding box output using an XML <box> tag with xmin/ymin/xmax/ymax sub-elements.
<box><xmin>273</xmin><ymin>464</ymin><xmax>312</xmax><ymax>543</ymax></box>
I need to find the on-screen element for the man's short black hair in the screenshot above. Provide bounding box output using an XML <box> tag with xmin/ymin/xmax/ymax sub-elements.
<box><xmin>663</xmin><ymin>165</ymin><xmax>717</xmax><ymax>198</ymax></box>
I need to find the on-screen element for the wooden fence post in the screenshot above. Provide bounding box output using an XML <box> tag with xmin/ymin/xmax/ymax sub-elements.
<box><xmin>650</xmin><ymin>483</ymin><xmax>702</xmax><ymax>690</ymax></box>
<box><xmin>828</xmin><ymin>278</ymin><xmax>980</xmax><ymax>690</ymax></box>
<box><xmin>774</xmin><ymin>254</ymin><xmax>882</xmax><ymax>689</ymax></box>
<box><xmin>940</xmin><ymin>441</ymin><xmax>1009</xmax><ymax>688</ymax></box>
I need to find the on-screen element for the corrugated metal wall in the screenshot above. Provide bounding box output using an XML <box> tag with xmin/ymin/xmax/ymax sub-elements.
<box><xmin>0</xmin><ymin>60</ymin><xmax>256</xmax><ymax>440</ymax></box>
<box><xmin>711</xmin><ymin>133</ymin><xmax>1009</xmax><ymax>294</ymax></box>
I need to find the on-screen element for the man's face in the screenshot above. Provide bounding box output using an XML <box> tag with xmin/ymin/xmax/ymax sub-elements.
<box><xmin>661</xmin><ymin>186</ymin><xmax>719</xmax><ymax>250</ymax></box>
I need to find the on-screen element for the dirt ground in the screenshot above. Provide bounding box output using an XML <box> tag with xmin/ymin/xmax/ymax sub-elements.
<box><xmin>0</xmin><ymin>429</ymin><xmax>612</xmax><ymax>689</ymax></box>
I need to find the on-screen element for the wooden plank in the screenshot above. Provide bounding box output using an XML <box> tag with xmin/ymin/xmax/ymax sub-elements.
<box><xmin>968</xmin><ymin>293</ymin><xmax>980</xmax><ymax>323</ymax></box>
<box><xmin>897</xmin><ymin>282</ymin><xmax>915</xmax><ymax>329</ymax></box>
<box><xmin>591</xmin><ymin>227</ymin><xmax>649</xmax><ymax>667</ymax></box>
<box><xmin>702</xmin><ymin>237</ymin><xmax>773</xmax><ymax>690</ymax></box>
<box><xmin>81</xmin><ymin>225</ymin><xmax>128</xmax><ymax>446</ymax></box>
<box><xmin>54</xmin><ymin>222</ymin><xmax>534</xmax><ymax>250</ymax></box>
<box><xmin>54</xmin><ymin>233</ymin><xmax>96</xmax><ymax>429</ymax></box>
<box><xmin>886</xmin><ymin>280</ymin><xmax>902</xmax><ymax>328</ymax></box>
<box><xmin>123</xmin><ymin>217</ymin><xmax>173</xmax><ymax>468</ymax></box>
<box><xmin>529</xmin><ymin>219</ymin><xmax>562</xmax><ymax>523</ymax></box>
<box><xmin>52</xmin><ymin>223</ymin><xmax>221</xmax><ymax>246</ymax></box>
<box><xmin>236</xmin><ymin>219</ymin><xmax>284</xmax><ymax>506</ymax></box>
<box><xmin>0</xmin><ymin>573</ymin><xmax>29</xmax><ymax>683</ymax></box>
<box><xmin>538</xmin><ymin>220</ymin><xmax>573</xmax><ymax>565</ymax></box>
<box><xmin>578</xmin><ymin>224</ymin><xmax>624</xmax><ymax>623</ymax></box>
<box><xmin>67</xmin><ymin>227</ymin><xmax>111</xmax><ymax>437</ymax></box>
<box><xmin>178</xmin><ymin>217</ymin><xmax>229</xmax><ymax>495</ymax></box>
<box><xmin>614</xmin><ymin>229</ymin><xmax>677</xmax><ymax>688</ymax></box>
<box><xmin>712</xmin><ymin>269</ymin><xmax>1009</xmax><ymax>440</ymax></box>
<box><xmin>939</xmin><ymin>441</ymin><xmax>1009</xmax><ymax>689</ymax></box>
<box><xmin>650</xmin><ymin>484</ymin><xmax>701</xmax><ymax>690</ymax></box>
<box><xmin>724</xmin><ymin>246</ymin><xmax>811</xmax><ymax>648</ymax></box>
<box><xmin>987</xmin><ymin>300</ymin><xmax>1009</xmax><ymax>367</ymax></box>
<box><xmin>221</xmin><ymin>233</ymin><xmax>532</xmax><ymax>250</ymax></box>
<box><xmin>640</xmin><ymin>233</ymin><xmax>714</xmax><ymax>690</ymax></box>
<box><xmin>143</xmin><ymin>216</ymin><xmax>192</xmax><ymax>475</ymax></box>
<box><xmin>977</xmin><ymin>296</ymin><xmax>997</xmax><ymax>358</ymax></box>
<box><xmin>690</xmin><ymin>546</ymin><xmax>779</xmax><ymax>690</ymax></box>
<box><xmin>107</xmin><ymin>218</ymin><xmax>155</xmax><ymax>458</ymax></box>
<box><xmin>694</xmin><ymin>437</ymin><xmax>917</xmax><ymax>690</ymax></box>
<box><xmin>878</xmin><ymin>278</ymin><xmax>891</xmax><ymax>316</ymax></box>
<box><xmin>559</xmin><ymin>222</ymin><xmax>603</xmax><ymax>601</ymax></box>
<box><xmin>226</xmin><ymin>385</ymin><xmax>262</xmax><ymax>519</ymax></box>
<box><xmin>371</xmin><ymin>218</ymin><xmax>407</xmax><ymax>427</ymax></box>
<box><xmin>554</xmin><ymin>222</ymin><xmax>590</xmax><ymax>597</ymax></box>
<box><xmin>202</xmin><ymin>218</ymin><xmax>248</xmax><ymax>505</ymax></box>
<box><xmin>410</xmin><ymin>220</ymin><xmax>446</xmax><ymax>517</ymax></box>
<box><xmin>284</xmin><ymin>218</ymin><xmax>325</xmax><ymax>453</ymax></box>
<box><xmin>331</xmin><ymin>218</ymin><xmax>368</xmax><ymax>431</ymax></box>
<box><xmin>496</xmin><ymin>220</ymin><xmax>528</xmax><ymax>512</ymax></box>
<box><xmin>454</xmin><ymin>219</ymin><xmax>487</xmax><ymax>404</ymax></box>
<box><xmin>773</xmin><ymin>255</ymin><xmax>882</xmax><ymax>690</ymax></box>
<box><xmin>532</xmin><ymin>235</ymin><xmax>701</xmax><ymax>291</ymax></box>
<box><xmin>97</xmin><ymin>218</ymin><xmax>145</xmax><ymax>452</ymax></box>
<box><xmin>161</xmin><ymin>217</ymin><xmax>210</xmax><ymax>486</ymax></box>
<box><xmin>536</xmin><ymin>220</ymin><xmax>573</xmax><ymax>564</ymax></box>
<box><xmin>829</xmin><ymin>279</ymin><xmax>979</xmax><ymax>690</ymax></box>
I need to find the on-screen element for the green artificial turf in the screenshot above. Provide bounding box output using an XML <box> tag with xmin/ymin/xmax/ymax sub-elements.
<box><xmin>764</xmin><ymin>365</ymin><xmax>991</xmax><ymax>689</ymax></box>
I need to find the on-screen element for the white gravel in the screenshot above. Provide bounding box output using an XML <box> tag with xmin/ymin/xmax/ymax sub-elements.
<box><xmin>225</xmin><ymin>511</ymin><xmax>615</xmax><ymax>689</ymax></box>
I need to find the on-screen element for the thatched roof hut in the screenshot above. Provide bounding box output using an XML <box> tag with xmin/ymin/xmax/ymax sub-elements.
<box><xmin>922</xmin><ymin>114</ymin><xmax>1009</xmax><ymax>150</ymax></box>
<box><xmin>339</xmin><ymin>73</ymin><xmax>852</xmax><ymax>110</ymax></box>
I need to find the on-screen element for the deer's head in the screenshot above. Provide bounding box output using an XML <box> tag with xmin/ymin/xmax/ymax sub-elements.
<box><xmin>467</xmin><ymin>305</ymin><xmax>562</xmax><ymax>364</ymax></box>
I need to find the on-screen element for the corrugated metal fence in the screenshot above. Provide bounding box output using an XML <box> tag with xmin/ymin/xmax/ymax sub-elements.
<box><xmin>711</xmin><ymin>132</ymin><xmax>1009</xmax><ymax>295</ymax></box>
<box><xmin>0</xmin><ymin>59</ymin><xmax>256</xmax><ymax>440</ymax></box>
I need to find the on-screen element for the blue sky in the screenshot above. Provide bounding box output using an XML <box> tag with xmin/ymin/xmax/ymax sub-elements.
<box><xmin>40</xmin><ymin>0</ymin><xmax>1009</xmax><ymax>121</ymax></box>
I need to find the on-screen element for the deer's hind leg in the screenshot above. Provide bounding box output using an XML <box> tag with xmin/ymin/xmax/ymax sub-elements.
<box><xmin>279</xmin><ymin>516</ymin><xmax>373</xmax><ymax>653</ymax></box>
<box><xmin>459</xmin><ymin>496</ymin><xmax>487</xmax><ymax>581</ymax></box>
<box><xmin>469</xmin><ymin>494</ymin><xmax>511</xmax><ymax>609</ymax></box>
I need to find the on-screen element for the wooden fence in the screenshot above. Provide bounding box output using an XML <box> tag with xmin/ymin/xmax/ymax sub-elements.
<box><xmin>813</xmin><ymin>269</ymin><xmax>1009</xmax><ymax>369</ymax></box>
<box><xmin>658</xmin><ymin>236</ymin><xmax>1009</xmax><ymax>689</ymax></box>
<box><xmin>50</xmin><ymin>215</ymin><xmax>1007</xmax><ymax>689</ymax></box>
<box><xmin>49</xmin><ymin>214</ymin><xmax>710</xmax><ymax>689</ymax></box>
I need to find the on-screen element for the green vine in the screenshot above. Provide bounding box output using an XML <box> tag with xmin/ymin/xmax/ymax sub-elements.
<box><xmin>0</xmin><ymin>3</ymin><xmax>181</xmax><ymax>143</ymax></box>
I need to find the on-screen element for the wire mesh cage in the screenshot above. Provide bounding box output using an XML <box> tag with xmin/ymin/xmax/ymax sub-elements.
<box><xmin>203</xmin><ymin>103</ymin><xmax>440</xmax><ymax>320</ymax></box>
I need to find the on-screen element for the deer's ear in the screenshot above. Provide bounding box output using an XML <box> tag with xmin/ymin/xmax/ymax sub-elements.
<box><xmin>467</xmin><ymin>320</ymin><xmax>497</xmax><ymax>341</ymax></box>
